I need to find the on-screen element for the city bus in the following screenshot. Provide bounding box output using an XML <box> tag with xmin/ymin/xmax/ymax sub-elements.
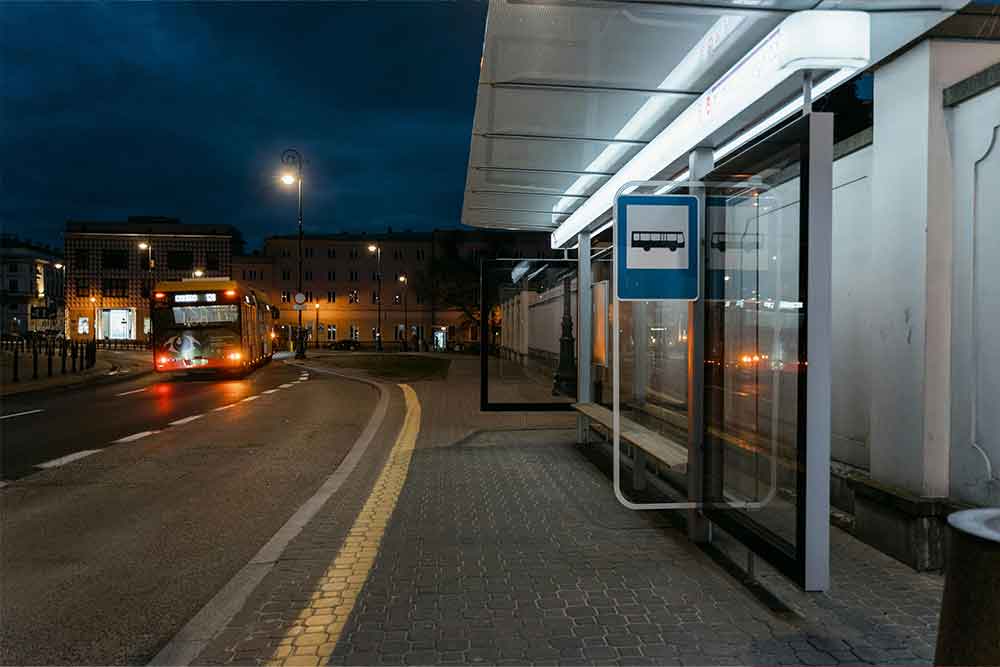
<box><xmin>151</xmin><ymin>278</ymin><xmax>277</xmax><ymax>374</ymax></box>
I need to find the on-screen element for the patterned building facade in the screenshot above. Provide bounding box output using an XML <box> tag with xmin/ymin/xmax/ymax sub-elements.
<box><xmin>234</xmin><ymin>229</ymin><xmax>554</xmax><ymax>350</ymax></box>
<box><xmin>64</xmin><ymin>217</ymin><xmax>237</xmax><ymax>341</ymax></box>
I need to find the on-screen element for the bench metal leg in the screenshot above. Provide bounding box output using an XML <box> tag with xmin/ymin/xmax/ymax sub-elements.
<box><xmin>632</xmin><ymin>449</ymin><xmax>647</xmax><ymax>491</ymax></box>
<box><xmin>577</xmin><ymin>415</ymin><xmax>590</xmax><ymax>445</ymax></box>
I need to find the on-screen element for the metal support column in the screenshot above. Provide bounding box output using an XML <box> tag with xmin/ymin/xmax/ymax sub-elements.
<box><xmin>577</xmin><ymin>231</ymin><xmax>593</xmax><ymax>443</ymax></box>
<box><xmin>687</xmin><ymin>147</ymin><xmax>714</xmax><ymax>543</ymax></box>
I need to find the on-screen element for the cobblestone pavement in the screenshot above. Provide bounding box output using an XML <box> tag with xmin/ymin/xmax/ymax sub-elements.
<box><xmin>194</xmin><ymin>360</ymin><xmax>943</xmax><ymax>666</ymax></box>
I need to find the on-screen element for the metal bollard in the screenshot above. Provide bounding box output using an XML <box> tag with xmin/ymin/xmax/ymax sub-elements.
<box><xmin>32</xmin><ymin>341</ymin><xmax>39</xmax><ymax>380</ymax></box>
<box><xmin>71</xmin><ymin>342</ymin><xmax>78</xmax><ymax>373</ymax></box>
<box><xmin>61</xmin><ymin>341</ymin><xmax>67</xmax><ymax>374</ymax></box>
<box><xmin>12</xmin><ymin>345</ymin><xmax>19</xmax><ymax>382</ymax></box>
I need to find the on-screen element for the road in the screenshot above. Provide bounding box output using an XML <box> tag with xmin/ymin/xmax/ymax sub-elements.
<box><xmin>0</xmin><ymin>356</ymin><xmax>379</xmax><ymax>665</ymax></box>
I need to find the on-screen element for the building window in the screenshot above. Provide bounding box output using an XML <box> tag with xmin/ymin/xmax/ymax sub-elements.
<box><xmin>416</xmin><ymin>293</ymin><xmax>425</xmax><ymax>305</ymax></box>
<box><xmin>7</xmin><ymin>263</ymin><xmax>19</xmax><ymax>273</ymax></box>
<box><xmin>305</xmin><ymin>291</ymin><xmax>313</xmax><ymax>302</ymax></box>
<box><xmin>327</xmin><ymin>270</ymin><xmax>335</xmax><ymax>281</ymax></box>
<box><xmin>305</xmin><ymin>270</ymin><xmax>313</xmax><ymax>280</ymax></box>
<box><xmin>74</xmin><ymin>249</ymin><xmax>89</xmax><ymax>271</ymax></box>
<box><xmin>282</xmin><ymin>269</ymin><xmax>291</xmax><ymax>281</ymax></box>
<box><xmin>416</xmin><ymin>249</ymin><xmax>425</xmax><ymax>261</ymax></box>
<box><xmin>101</xmin><ymin>249</ymin><xmax>128</xmax><ymax>270</ymax></box>
<box><xmin>349</xmin><ymin>248</ymin><xmax>359</xmax><ymax>260</ymax></box>
<box><xmin>327</xmin><ymin>248</ymin><xmax>336</xmax><ymax>258</ymax></box>
<box><xmin>371</xmin><ymin>291</ymin><xmax>379</xmax><ymax>304</ymax></box>
<box><xmin>167</xmin><ymin>251</ymin><xmax>194</xmax><ymax>271</ymax></box>
<box><xmin>205</xmin><ymin>251</ymin><xmax>221</xmax><ymax>271</ymax></box>
<box><xmin>327</xmin><ymin>290</ymin><xmax>336</xmax><ymax>303</ymax></box>
<box><xmin>75</xmin><ymin>279</ymin><xmax>89</xmax><ymax>296</ymax></box>
<box><xmin>8</xmin><ymin>279</ymin><xmax>18</xmax><ymax>292</ymax></box>
<box><xmin>393</xmin><ymin>294</ymin><xmax>401</xmax><ymax>305</ymax></box>
<box><xmin>371</xmin><ymin>271</ymin><xmax>379</xmax><ymax>281</ymax></box>
<box><xmin>281</xmin><ymin>248</ymin><xmax>291</xmax><ymax>257</ymax></box>
<box><xmin>348</xmin><ymin>289</ymin><xmax>359</xmax><ymax>304</ymax></box>
<box><xmin>241</xmin><ymin>269</ymin><xmax>247</xmax><ymax>280</ymax></box>
<box><xmin>349</xmin><ymin>270</ymin><xmax>359</xmax><ymax>282</ymax></box>
<box><xmin>304</xmin><ymin>247</ymin><xmax>314</xmax><ymax>258</ymax></box>
<box><xmin>326</xmin><ymin>324</ymin><xmax>337</xmax><ymax>341</ymax></box>
<box><xmin>393</xmin><ymin>248</ymin><xmax>403</xmax><ymax>260</ymax></box>
<box><xmin>281</xmin><ymin>291</ymin><xmax>290</xmax><ymax>303</ymax></box>
<box><xmin>350</xmin><ymin>324</ymin><xmax>359</xmax><ymax>340</ymax></box>
<box><xmin>101</xmin><ymin>277</ymin><xmax>128</xmax><ymax>298</ymax></box>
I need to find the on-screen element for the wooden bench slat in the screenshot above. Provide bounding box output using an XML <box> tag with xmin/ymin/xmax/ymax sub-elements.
<box><xmin>573</xmin><ymin>402</ymin><xmax>687</xmax><ymax>468</ymax></box>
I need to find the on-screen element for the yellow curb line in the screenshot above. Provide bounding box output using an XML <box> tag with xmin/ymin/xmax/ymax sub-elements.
<box><xmin>271</xmin><ymin>383</ymin><xmax>421</xmax><ymax>667</ymax></box>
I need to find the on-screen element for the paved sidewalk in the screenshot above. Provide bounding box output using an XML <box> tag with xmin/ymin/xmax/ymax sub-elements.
<box><xmin>0</xmin><ymin>348</ymin><xmax>151</xmax><ymax>397</ymax></box>
<box><xmin>192</xmin><ymin>358</ymin><xmax>942</xmax><ymax>667</ymax></box>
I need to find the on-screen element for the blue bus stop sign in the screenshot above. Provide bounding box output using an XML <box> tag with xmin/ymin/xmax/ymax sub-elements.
<box><xmin>615</xmin><ymin>194</ymin><xmax>699</xmax><ymax>301</ymax></box>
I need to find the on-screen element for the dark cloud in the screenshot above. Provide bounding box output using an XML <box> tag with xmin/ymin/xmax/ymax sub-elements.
<box><xmin>1</xmin><ymin>1</ymin><xmax>487</xmax><ymax>249</ymax></box>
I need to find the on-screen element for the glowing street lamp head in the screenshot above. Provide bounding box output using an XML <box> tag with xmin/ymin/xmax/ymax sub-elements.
<box><xmin>89</xmin><ymin>296</ymin><xmax>96</xmax><ymax>303</ymax></box>
<box><xmin>193</xmin><ymin>269</ymin><xmax>205</xmax><ymax>278</ymax></box>
<box><xmin>54</xmin><ymin>263</ymin><xmax>64</xmax><ymax>269</ymax></box>
<box><xmin>367</xmin><ymin>244</ymin><xmax>378</xmax><ymax>253</ymax></box>
<box><xmin>138</xmin><ymin>242</ymin><xmax>149</xmax><ymax>250</ymax></box>
<box><xmin>280</xmin><ymin>173</ymin><xmax>296</xmax><ymax>186</ymax></box>
<box><xmin>398</xmin><ymin>275</ymin><xmax>407</xmax><ymax>283</ymax></box>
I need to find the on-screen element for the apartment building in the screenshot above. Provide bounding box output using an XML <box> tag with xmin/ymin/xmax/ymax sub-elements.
<box><xmin>1</xmin><ymin>234</ymin><xmax>65</xmax><ymax>336</ymax></box>
<box><xmin>234</xmin><ymin>228</ymin><xmax>553</xmax><ymax>350</ymax></box>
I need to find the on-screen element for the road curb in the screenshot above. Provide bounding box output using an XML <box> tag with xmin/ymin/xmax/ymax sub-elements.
<box><xmin>0</xmin><ymin>366</ymin><xmax>155</xmax><ymax>400</ymax></box>
<box><xmin>149</xmin><ymin>362</ymin><xmax>395</xmax><ymax>667</ymax></box>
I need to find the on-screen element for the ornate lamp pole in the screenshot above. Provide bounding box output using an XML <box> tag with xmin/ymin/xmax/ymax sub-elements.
<box><xmin>553</xmin><ymin>275</ymin><xmax>577</xmax><ymax>397</ymax></box>
<box><xmin>280</xmin><ymin>149</ymin><xmax>306</xmax><ymax>359</ymax></box>
<box><xmin>368</xmin><ymin>244</ymin><xmax>382</xmax><ymax>351</ymax></box>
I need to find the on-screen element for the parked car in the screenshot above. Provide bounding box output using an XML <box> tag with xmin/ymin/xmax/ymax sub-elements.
<box><xmin>326</xmin><ymin>339</ymin><xmax>361</xmax><ymax>351</ymax></box>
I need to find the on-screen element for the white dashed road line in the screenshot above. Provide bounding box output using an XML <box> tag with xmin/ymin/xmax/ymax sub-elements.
<box><xmin>113</xmin><ymin>430</ymin><xmax>159</xmax><ymax>444</ymax></box>
<box><xmin>36</xmin><ymin>449</ymin><xmax>104</xmax><ymax>469</ymax></box>
<box><xmin>169</xmin><ymin>414</ymin><xmax>204</xmax><ymax>426</ymax></box>
<box><xmin>279</xmin><ymin>383</ymin><xmax>294</xmax><ymax>389</ymax></box>
<box><xmin>1</xmin><ymin>409</ymin><xmax>44</xmax><ymax>420</ymax></box>
<box><xmin>116</xmin><ymin>387</ymin><xmax>147</xmax><ymax>397</ymax></box>
<box><xmin>262</xmin><ymin>389</ymin><xmax>279</xmax><ymax>394</ymax></box>
<box><xmin>213</xmin><ymin>403</ymin><xmax>236</xmax><ymax>411</ymax></box>
<box><xmin>241</xmin><ymin>395</ymin><xmax>259</xmax><ymax>402</ymax></box>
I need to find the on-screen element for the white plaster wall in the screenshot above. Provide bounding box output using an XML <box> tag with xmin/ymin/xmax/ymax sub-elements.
<box><xmin>830</xmin><ymin>147</ymin><xmax>874</xmax><ymax>469</ymax></box>
<box><xmin>527</xmin><ymin>280</ymin><xmax>578</xmax><ymax>356</ymax></box>
<box><xmin>948</xmin><ymin>83</ymin><xmax>1000</xmax><ymax>507</ymax></box>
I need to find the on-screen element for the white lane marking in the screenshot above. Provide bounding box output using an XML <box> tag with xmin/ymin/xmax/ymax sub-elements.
<box><xmin>214</xmin><ymin>404</ymin><xmax>236</xmax><ymax>412</ymax></box>
<box><xmin>279</xmin><ymin>383</ymin><xmax>294</xmax><ymax>389</ymax></box>
<box><xmin>116</xmin><ymin>387</ymin><xmax>147</xmax><ymax>397</ymax></box>
<box><xmin>36</xmin><ymin>449</ymin><xmax>103</xmax><ymax>469</ymax></box>
<box><xmin>169</xmin><ymin>414</ymin><xmax>204</xmax><ymax>426</ymax></box>
<box><xmin>241</xmin><ymin>395</ymin><xmax>259</xmax><ymax>402</ymax></box>
<box><xmin>299</xmin><ymin>375</ymin><xmax>309</xmax><ymax>379</ymax></box>
<box><xmin>113</xmin><ymin>430</ymin><xmax>159</xmax><ymax>443</ymax></box>
<box><xmin>1</xmin><ymin>409</ymin><xmax>44</xmax><ymax>421</ymax></box>
<box><xmin>262</xmin><ymin>389</ymin><xmax>279</xmax><ymax>394</ymax></box>
<box><xmin>0</xmin><ymin>481</ymin><xmax>8</xmax><ymax>489</ymax></box>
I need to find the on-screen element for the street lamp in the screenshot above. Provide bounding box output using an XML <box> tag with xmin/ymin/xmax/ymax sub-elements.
<box><xmin>139</xmin><ymin>242</ymin><xmax>154</xmax><ymax>344</ymax></box>
<box><xmin>398</xmin><ymin>274</ymin><xmax>408</xmax><ymax>351</ymax></box>
<box><xmin>88</xmin><ymin>296</ymin><xmax>97</xmax><ymax>341</ymax></box>
<box><xmin>314</xmin><ymin>302</ymin><xmax>320</xmax><ymax>350</ymax></box>
<box><xmin>281</xmin><ymin>148</ymin><xmax>306</xmax><ymax>359</ymax></box>
<box><xmin>368</xmin><ymin>244</ymin><xmax>382</xmax><ymax>351</ymax></box>
<box><xmin>193</xmin><ymin>269</ymin><xmax>204</xmax><ymax>278</ymax></box>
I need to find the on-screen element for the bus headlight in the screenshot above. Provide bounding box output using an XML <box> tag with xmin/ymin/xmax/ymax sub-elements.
<box><xmin>227</xmin><ymin>352</ymin><xmax>242</xmax><ymax>361</ymax></box>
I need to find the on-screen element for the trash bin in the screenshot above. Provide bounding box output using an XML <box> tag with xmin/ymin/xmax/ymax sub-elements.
<box><xmin>935</xmin><ymin>508</ymin><xmax>1000</xmax><ymax>666</ymax></box>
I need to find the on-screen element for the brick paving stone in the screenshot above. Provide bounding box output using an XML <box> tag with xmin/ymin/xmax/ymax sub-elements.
<box><xmin>191</xmin><ymin>370</ymin><xmax>946</xmax><ymax>667</ymax></box>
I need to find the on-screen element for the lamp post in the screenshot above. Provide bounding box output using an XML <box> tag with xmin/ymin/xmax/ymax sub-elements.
<box><xmin>314</xmin><ymin>302</ymin><xmax>320</xmax><ymax>349</ymax></box>
<box><xmin>139</xmin><ymin>243</ymin><xmax>153</xmax><ymax>344</ymax></box>
<box><xmin>281</xmin><ymin>148</ymin><xmax>306</xmax><ymax>359</ymax></box>
<box><xmin>368</xmin><ymin>244</ymin><xmax>382</xmax><ymax>351</ymax></box>
<box><xmin>398</xmin><ymin>274</ymin><xmax>408</xmax><ymax>351</ymax></box>
<box><xmin>89</xmin><ymin>296</ymin><xmax>98</xmax><ymax>342</ymax></box>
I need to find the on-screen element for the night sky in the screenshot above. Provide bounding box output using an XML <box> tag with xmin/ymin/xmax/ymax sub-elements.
<box><xmin>1</xmin><ymin>1</ymin><xmax>488</xmax><ymax>252</ymax></box>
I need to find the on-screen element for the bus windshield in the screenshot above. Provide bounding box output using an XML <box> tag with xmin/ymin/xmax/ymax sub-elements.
<box><xmin>152</xmin><ymin>302</ymin><xmax>242</xmax><ymax>368</ymax></box>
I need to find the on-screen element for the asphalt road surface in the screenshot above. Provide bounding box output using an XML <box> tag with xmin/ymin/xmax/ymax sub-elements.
<box><xmin>0</xmin><ymin>356</ymin><xmax>379</xmax><ymax>665</ymax></box>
